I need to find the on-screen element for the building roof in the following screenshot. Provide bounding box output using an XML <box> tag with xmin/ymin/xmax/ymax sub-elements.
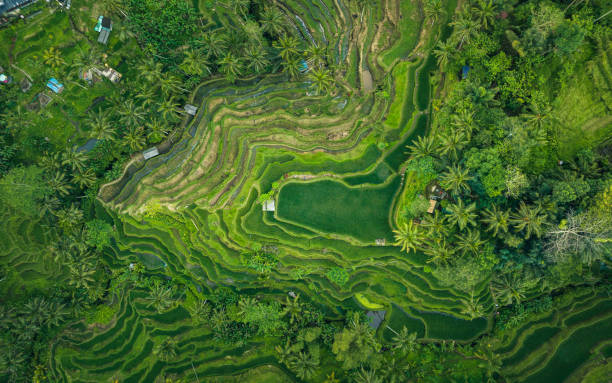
<box><xmin>366</xmin><ymin>310</ymin><xmax>386</xmax><ymax>330</ymax></box>
<box><xmin>101</xmin><ymin>16</ymin><xmax>111</xmax><ymax>29</ymax></box>
<box><xmin>262</xmin><ymin>200</ymin><xmax>275</xmax><ymax>212</ymax></box>
<box><xmin>184</xmin><ymin>104</ymin><xmax>198</xmax><ymax>116</ymax></box>
<box><xmin>427</xmin><ymin>199</ymin><xmax>438</xmax><ymax>214</ymax></box>
<box><xmin>98</xmin><ymin>29</ymin><xmax>110</xmax><ymax>44</ymax></box>
<box><xmin>0</xmin><ymin>0</ymin><xmax>31</xmax><ymax>15</ymax></box>
<box><xmin>143</xmin><ymin>147</ymin><xmax>160</xmax><ymax>160</ymax></box>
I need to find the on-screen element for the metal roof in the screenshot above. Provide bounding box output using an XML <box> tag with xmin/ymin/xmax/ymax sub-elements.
<box><xmin>98</xmin><ymin>29</ymin><xmax>110</xmax><ymax>45</ymax></box>
<box><xmin>0</xmin><ymin>0</ymin><xmax>32</xmax><ymax>15</ymax></box>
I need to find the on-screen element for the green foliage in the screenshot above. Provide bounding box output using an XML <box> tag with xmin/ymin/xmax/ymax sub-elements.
<box><xmin>0</xmin><ymin>165</ymin><xmax>50</xmax><ymax>216</ymax></box>
<box><xmin>85</xmin><ymin>304</ymin><xmax>119</xmax><ymax>325</ymax></box>
<box><xmin>84</xmin><ymin>220</ymin><xmax>114</xmax><ymax>249</ymax></box>
<box><xmin>243</xmin><ymin>251</ymin><xmax>279</xmax><ymax>274</ymax></box>
<box><xmin>465</xmin><ymin>147</ymin><xmax>506</xmax><ymax>198</ymax></box>
<box><xmin>326</xmin><ymin>267</ymin><xmax>349</xmax><ymax>286</ymax></box>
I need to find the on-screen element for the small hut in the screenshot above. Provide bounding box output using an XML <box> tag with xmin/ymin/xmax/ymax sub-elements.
<box><xmin>262</xmin><ymin>200</ymin><xmax>275</xmax><ymax>212</ymax></box>
<box><xmin>427</xmin><ymin>199</ymin><xmax>438</xmax><ymax>214</ymax></box>
<box><xmin>184</xmin><ymin>104</ymin><xmax>198</xmax><ymax>116</ymax></box>
<box><xmin>142</xmin><ymin>147</ymin><xmax>160</xmax><ymax>160</ymax></box>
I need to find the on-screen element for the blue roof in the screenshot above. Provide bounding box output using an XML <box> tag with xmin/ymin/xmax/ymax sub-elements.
<box><xmin>462</xmin><ymin>65</ymin><xmax>470</xmax><ymax>80</ymax></box>
<box><xmin>47</xmin><ymin>78</ymin><xmax>63</xmax><ymax>93</ymax></box>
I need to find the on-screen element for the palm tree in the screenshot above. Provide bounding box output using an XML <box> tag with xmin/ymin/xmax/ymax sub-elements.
<box><xmin>275</xmin><ymin>339</ymin><xmax>293</xmax><ymax>366</ymax></box>
<box><xmin>460</xmin><ymin>293</ymin><xmax>485</xmax><ymax>320</ymax></box>
<box><xmin>88</xmin><ymin>109</ymin><xmax>115</xmax><ymax>141</ymax></box>
<box><xmin>39</xmin><ymin>151</ymin><xmax>63</xmax><ymax>173</ymax></box>
<box><xmin>68</xmin><ymin>263</ymin><xmax>95</xmax><ymax>290</ymax></box>
<box><xmin>440</xmin><ymin>164</ymin><xmax>472</xmax><ymax>196</ymax></box>
<box><xmin>510</xmin><ymin>202</ymin><xmax>547</xmax><ymax>239</ymax></box>
<box><xmin>180</xmin><ymin>50</ymin><xmax>211</xmax><ymax>77</ymax></box>
<box><xmin>421</xmin><ymin>210</ymin><xmax>449</xmax><ymax>237</ymax></box>
<box><xmin>157</xmin><ymin>98</ymin><xmax>180</xmax><ymax>123</ymax></box>
<box><xmin>446</xmin><ymin>199</ymin><xmax>478</xmax><ymax>230</ymax></box>
<box><xmin>308</xmin><ymin>68</ymin><xmax>334</xmax><ymax>95</ymax></box>
<box><xmin>424</xmin><ymin>239</ymin><xmax>455</xmax><ymax>265</ymax></box>
<box><xmin>481</xmin><ymin>205</ymin><xmax>510</xmax><ymax>237</ymax></box>
<box><xmin>242</xmin><ymin>20</ymin><xmax>264</xmax><ymax>44</ymax></box>
<box><xmin>42</xmin><ymin>47</ymin><xmax>65</xmax><ymax>68</ymax></box>
<box><xmin>62</xmin><ymin>148</ymin><xmax>88</xmax><ymax>172</ymax></box>
<box><xmin>491</xmin><ymin>272</ymin><xmax>539</xmax><ymax>306</ymax></box>
<box><xmin>123</xmin><ymin>126</ymin><xmax>146</xmax><ymax>152</ymax></box>
<box><xmin>456</xmin><ymin>228</ymin><xmax>485</xmax><ymax>256</ymax></box>
<box><xmin>451</xmin><ymin>15</ymin><xmax>479</xmax><ymax>49</ymax></box>
<box><xmin>260</xmin><ymin>6</ymin><xmax>288</xmax><ymax>37</ymax></box>
<box><xmin>476</xmin><ymin>345</ymin><xmax>503</xmax><ymax>383</ymax></box>
<box><xmin>187</xmin><ymin>299</ymin><xmax>210</xmax><ymax>324</ymax></box>
<box><xmin>146</xmin><ymin>118</ymin><xmax>168</xmax><ymax>144</ymax></box>
<box><xmin>274</xmin><ymin>35</ymin><xmax>301</xmax><ymax>60</ymax></box>
<box><xmin>281</xmin><ymin>294</ymin><xmax>305</xmax><ymax>325</ymax></box>
<box><xmin>55</xmin><ymin>205</ymin><xmax>83</xmax><ymax>232</ymax></box>
<box><xmin>438</xmin><ymin>130</ymin><xmax>465</xmax><ymax>162</ymax></box>
<box><xmin>199</xmin><ymin>30</ymin><xmax>227</xmax><ymax>59</ymax></box>
<box><xmin>137</xmin><ymin>59</ymin><xmax>163</xmax><ymax>84</ymax></box>
<box><xmin>521</xmin><ymin>103</ymin><xmax>555</xmax><ymax>133</ymax></box>
<box><xmin>304</xmin><ymin>43</ymin><xmax>327</xmax><ymax>68</ymax></box>
<box><xmin>48</xmin><ymin>171</ymin><xmax>72</xmax><ymax>196</ymax></box>
<box><xmin>73</xmin><ymin>168</ymin><xmax>96</xmax><ymax>189</ymax></box>
<box><xmin>290</xmin><ymin>351</ymin><xmax>318</xmax><ymax>380</ymax></box>
<box><xmin>218</xmin><ymin>52</ymin><xmax>243</xmax><ymax>83</ymax></box>
<box><xmin>323</xmin><ymin>372</ymin><xmax>341</xmax><ymax>383</ymax></box>
<box><xmin>393</xmin><ymin>221</ymin><xmax>423</xmax><ymax>253</ymax></box>
<box><xmin>406</xmin><ymin>135</ymin><xmax>438</xmax><ymax>159</ymax></box>
<box><xmin>154</xmin><ymin>338</ymin><xmax>178</xmax><ymax>361</ymax></box>
<box><xmin>473</xmin><ymin>0</ymin><xmax>497</xmax><ymax>30</ymax></box>
<box><xmin>433</xmin><ymin>40</ymin><xmax>455</xmax><ymax>71</ymax></box>
<box><xmin>146</xmin><ymin>282</ymin><xmax>175</xmax><ymax>312</ymax></box>
<box><xmin>135</xmin><ymin>86</ymin><xmax>157</xmax><ymax>107</ymax></box>
<box><xmin>39</xmin><ymin>195</ymin><xmax>60</xmax><ymax>218</ymax></box>
<box><xmin>354</xmin><ymin>368</ymin><xmax>382</xmax><ymax>383</ymax></box>
<box><xmin>452</xmin><ymin>109</ymin><xmax>476</xmax><ymax>140</ymax></box>
<box><xmin>102</xmin><ymin>0</ymin><xmax>127</xmax><ymax>18</ymax></box>
<box><xmin>245</xmin><ymin>45</ymin><xmax>270</xmax><ymax>74</ymax></box>
<box><xmin>424</xmin><ymin>0</ymin><xmax>445</xmax><ymax>26</ymax></box>
<box><xmin>282</xmin><ymin>55</ymin><xmax>302</xmax><ymax>80</ymax></box>
<box><xmin>390</xmin><ymin>326</ymin><xmax>419</xmax><ymax>354</ymax></box>
<box><xmin>118</xmin><ymin>100</ymin><xmax>145</xmax><ymax>127</ymax></box>
<box><xmin>159</xmin><ymin>73</ymin><xmax>186</xmax><ymax>95</ymax></box>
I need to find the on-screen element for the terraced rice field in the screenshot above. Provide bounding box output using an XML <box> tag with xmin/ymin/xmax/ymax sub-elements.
<box><xmin>43</xmin><ymin>0</ymin><xmax>611</xmax><ymax>381</ymax></box>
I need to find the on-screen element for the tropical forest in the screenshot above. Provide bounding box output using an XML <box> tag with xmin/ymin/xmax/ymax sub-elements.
<box><xmin>0</xmin><ymin>0</ymin><xmax>611</xmax><ymax>382</ymax></box>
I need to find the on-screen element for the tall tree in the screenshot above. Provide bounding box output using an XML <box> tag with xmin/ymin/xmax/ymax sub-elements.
<box><xmin>393</xmin><ymin>221</ymin><xmax>424</xmax><ymax>253</ymax></box>
<box><xmin>308</xmin><ymin>68</ymin><xmax>334</xmax><ymax>95</ymax></box>
<box><xmin>440</xmin><ymin>164</ymin><xmax>473</xmax><ymax>196</ymax></box>
<box><xmin>260</xmin><ymin>6</ymin><xmax>288</xmax><ymax>37</ymax></box>
<box><xmin>433</xmin><ymin>40</ymin><xmax>455</xmax><ymax>70</ymax></box>
<box><xmin>481</xmin><ymin>205</ymin><xmax>510</xmax><ymax>237</ymax></box>
<box><xmin>424</xmin><ymin>0</ymin><xmax>445</xmax><ymax>26</ymax></box>
<box><xmin>446</xmin><ymin>199</ymin><xmax>478</xmax><ymax>230</ymax></box>
<box><xmin>510</xmin><ymin>202</ymin><xmax>547</xmax><ymax>239</ymax></box>
<box><xmin>274</xmin><ymin>35</ymin><xmax>301</xmax><ymax>60</ymax></box>
<box><xmin>219</xmin><ymin>52</ymin><xmax>243</xmax><ymax>83</ymax></box>
<box><xmin>406</xmin><ymin>135</ymin><xmax>438</xmax><ymax>159</ymax></box>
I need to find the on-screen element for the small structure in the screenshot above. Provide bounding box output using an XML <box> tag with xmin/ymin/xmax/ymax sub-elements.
<box><xmin>184</xmin><ymin>104</ymin><xmax>198</xmax><ymax>116</ymax></box>
<box><xmin>0</xmin><ymin>0</ymin><xmax>35</xmax><ymax>16</ymax></box>
<box><xmin>95</xmin><ymin>16</ymin><xmax>112</xmax><ymax>45</ymax></box>
<box><xmin>366</xmin><ymin>310</ymin><xmax>386</xmax><ymax>330</ymax></box>
<box><xmin>0</xmin><ymin>73</ymin><xmax>12</xmax><ymax>84</ymax></box>
<box><xmin>142</xmin><ymin>147</ymin><xmax>160</xmax><ymax>160</ymax></box>
<box><xmin>92</xmin><ymin>66</ymin><xmax>121</xmax><ymax>83</ymax></box>
<box><xmin>299</xmin><ymin>59</ymin><xmax>309</xmax><ymax>73</ymax></box>
<box><xmin>19</xmin><ymin>78</ymin><xmax>31</xmax><ymax>92</ymax></box>
<box><xmin>375</xmin><ymin>238</ymin><xmax>386</xmax><ymax>246</ymax></box>
<box><xmin>262</xmin><ymin>199</ymin><xmax>275</xmax><ymax>212</ymax></box>
<box><xmin>46</xmin><ymin>78</ymin><xmax>64</xmax><ymax>93</ymax></box>
<box><xmin>427</xmin><ymin>199</ymin><xmax>438</xmax><ymax>214</ymax></box>
<box><xmin>461</xmin><ymin>65</ymin><xmax>470</xmax><ymax>80</ymax></box>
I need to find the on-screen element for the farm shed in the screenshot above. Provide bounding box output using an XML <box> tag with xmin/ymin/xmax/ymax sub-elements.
<box><xmin>143</xmin><ymin>147</ymin><xmax>160</xmax><ymax>160</ymax></box>
<box><xmin>262</xmin><ymin>200</ymin><xmax>276</xmax><ymax>212</ymax></box>
<box><xmin>184</xmin><ymin>104</ymin><xmax>198</xmax><ymax>116</ymax></box>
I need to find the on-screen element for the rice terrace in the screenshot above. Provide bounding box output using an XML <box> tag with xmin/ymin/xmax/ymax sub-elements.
<box><xmin>0</xmin><ymin>0</ymin><xmax>611</xmax><ymax>382</ymax></box>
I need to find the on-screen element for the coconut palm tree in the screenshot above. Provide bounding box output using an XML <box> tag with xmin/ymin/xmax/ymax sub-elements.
<box><xmin>424</xmin><ymin>239</ymin><xmax>455</xmax><ymax>265</ymax></box>
<box><xmin>242</xmin><ymin>20</ymin><xmax>264</xmax><ymax>45</ymax></box>
<box><xmin>308</xmin><ymin>68</ymin><xmax>334</xmax><ymax>95</ymax></box>
<box><xmin>282</xmin><ymin>55</ymin><xmax>302</xmax><ymax>80</ymax></box>
<box><xmin>481</xmin><ymin>205</ymin><xmax>510</xmax><ymax>237</ymax></box>
<box><xmin>39</xmin><ymin>195</ymin><xmax>61</xmax><ymax>218</ymax></box>
<box><xmin>135</xmin><ymin>86</ymin><xmax>157</xmax><ymax>107</ymax></box>
<box><xmin>304</xmin><ymin>43</ymin><xmax>327</xmax><ymax>68</ymax></box>
<box><xmin>187</xmin><ymin>299</ymin><xmax>210</xmax><ymax>325</ymax></box>
<box><xmin>440</xmin><ymin>164</ymin><xmax>473</xmax><ymax>196</ymax></box>
<box><xmin>159</xmin><ymin>73</ymin><xmax>186</xmax><ymax>95</ymax></box>
<box><xmin>62</xmin><ymin>148</ymin><xmax>88</xmax><ymax>172</ymax></box>
<box><xmin>261</xmin><ymin>6</ymin><xmax>288</xmax><ymax>37</ymax></box>
<box><xmin>393</xmin><ymin>221</ymin><xmax>423</xmax><ymax>253</ymax></box>
<box><xmin>452</xmin><ymin>109</ymin><xmax>476</xmax><ymax>140</ymax></box>
<box><xmin>56</xmin><ymin>205</ymin><xmax>83</xmax><ymax>233</ymax></box>
<box><xmin>476</xmin><ymin>345</ymin><xmax>503</xmax><ymax>383</ymax></box>
<box><xmin>456</xmin><ymin>228</ymin><xmax>485</xmax><ymax>256</ymax></box>
<box><xmin>406</xmin><ymin>135</ymin><xmax>438</xmax><ymax>159</ymax></box>
<box><xmin>274</xmin><ymin>35</ymin><xmax>301</xmax><ymax>60</ymax></box>
<box><xmin>68</xmin><ymin>263</ymin><xmax>95</xmax><ymax>290</ymax></box>
<box><xmin>521</xmin><ymin>103</ymin><xmax>555</xmax><ymax>133</ymax></box>
<box><xmin>146</xmin><ymin>118</ymin><xmax>168</xmax><ymax>144</ymax></box>
<box><xmin>180</xmin><ymin>50</ymin><xmax>211</xmax><ymax>77</ymax></box>
<box><xmin>42</xmin><ymin>47</ymin><xmax>65</xmax><ymax>68</ymax></box>
<box><xmin>73</xmin><ymin>168</ymin><xmax>96</xmax><ymax>189</ymax></box>
<box><xmin>48</xmin><ymin>171</ymin><xmax>72</xmax><ymax>197</ymax></box>
<box><xmin>118</xmin><ymin>100</ymin><xmax>145</xmax><ymax>127</ymax></box>
<box><xmin>154</xmin><ymin>338</ymin><xmax>178</xmax><ymax>361</ymax></box>
<box><xmin>245</xmin><ymin>45</ymin><xmax>270</xmax><ymax>74</ymax></box>
<box><xmin>123</xmin><ymin>126</ymin><xmax>146</xmax><ymax>152</ymax></box>
<box><xmin>218</xmin><ymin>52</ymin><xmax>243</xmax><ymax>83</ymax></box>
<box><xmin>433</xmin><ymin>40</ymin><xmax>455</xmax><ymax>71</ymax></box>
<box><xmin>281</xmin><ymin>294</ymin><xmax>305</xmax><ymax>325</ymax></box>
<box><xmin>199</xmin><ymin>30</ymin><xmax>227</xmax><ymax>59</ymax></box>
<box><xmin>446</xmin><ymin>199</ymin><xmax>478</xmax><ymax>230</ymax></box>
<box><xmin>290</xmin><ymin>351</ymin><xmax>318</xmax><ymax>380</ymax></box>
<box><xmin>460</xmin><ymin>293</ymin><xmax>486</xmax><ymax>319</ymax></box>
<box><xmin>39</xmin><ymin>151</ymin><xmax>63</xmax><ymax>173</ymax></box>
<box><xmin>421</xmin><ymin>210</ymin><xmax>449</xmax><ymax>237</ymax></box>
<box><xmin>473</xmin><ymin>0</ymin><xmax>497</xmax><ymax>30</ymax></box>
<box><xmin>390</xmin><ymin>326</ymin><xmax>419</xmax><ymax>354</ymax></box>
<box><xmin>88</xmin><ymin>109</ymin><xmax>115</xmax><ymax>140</ymax></box>
<box><xmin>137</xmin><ymin>58</ymin><xmax>163</xmax><ymax>84</ymax></box>
<box><xmin>157</xmin><ymin>98</ymin><xmax>180</xmax><ymax>123</ymax></box>
<box><xmin>323</xmin><ymin>372</ymin><xmax>341</xmax><ymax>383</ymax></box>
<box><xmin>510</xmin><ymin>202</ymin><xmax>547</xmax><ymax>239</ymax></box>
<box><xmin>438</xmin><ymin>130</ymin><xmax>465</xmax><ymax>162</ymax></box>
<box><xmin>424</xmin><ymin>0</ymin><xmax>445</xmax><ymax>26</ymax></box>
<box><xmin>491</xmin><ymin>272</ymin><xmax>539</xmax><ymax>306</ymax></box>
<box><xmin>451</xmin><ymin>14</ymin><xmax>479</xmax><ymax>48</ymax></box>
<box><xmin>146</xmin><ymin>282</ymin><xmax>175</xmax><ymax>312</ymax></box>
<box><xmin>354</xmin><ymin>368</ymin><xmax>382</xmax><ymax>383</ymax></box>
<box><xmin>275</xmin><ymin>339</ymin><xmax>293</xmax><ymax>366</ymax></box>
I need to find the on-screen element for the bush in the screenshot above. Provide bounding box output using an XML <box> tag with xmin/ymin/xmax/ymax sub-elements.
<box><xmin>326</xmin><ymin>267</ymin><xmax>349</xmax><ymax>286</ymax></box>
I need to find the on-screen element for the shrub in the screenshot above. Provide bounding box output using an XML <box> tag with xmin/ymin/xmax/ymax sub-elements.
<box><xmin>326</xmin><ymin>267</ymin><xmax>349</xmax><ymax>286</ymax></box>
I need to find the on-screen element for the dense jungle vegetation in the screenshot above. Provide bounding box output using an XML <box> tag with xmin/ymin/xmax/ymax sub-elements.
<box><xmin>0</xmin><ymin>0</ymin><xmax>610</xmax><ymax>382</ymax></box>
